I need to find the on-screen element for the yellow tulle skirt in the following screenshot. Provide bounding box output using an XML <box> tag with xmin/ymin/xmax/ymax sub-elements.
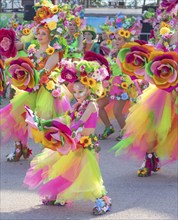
<box><xmin>24</xmin><ymin>148</ymin><xmax>106</xmax><ymax>203</ymax></box>
<box><xmin>111</xmin><ymin>85</ymin><xmax>178</xmax><ymax>162</ymax></box>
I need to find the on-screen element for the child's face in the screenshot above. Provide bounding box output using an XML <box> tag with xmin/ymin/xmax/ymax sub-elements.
<box><xmin>84</xmin><ymin>32</ymin><xmax>93</xmax><ymax>41</ymax></box>
<box><xmin>73</xmin><ymin>82</ymin><xmax>90</xmax><ymax>103</ymax></box>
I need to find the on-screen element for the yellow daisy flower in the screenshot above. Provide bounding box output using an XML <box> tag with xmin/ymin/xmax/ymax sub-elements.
<box><xmin>80</xmin><ymin>136</ymin><xmax>92</xmax><ymax>147</ymax></box>
<box><xmin>124</xmin><ymin>30</ymin><xmax>131</xmax><ymax>38</ymax></box>
<box><xmin>100</xmin><ymin>89</ymin><xmax>107</xmax><ymax>98</ymax></box>
<box><xmin>80</xmin><ymin>76</ymin><xmax>89</xmax><ymax>85</ymax></box>
<box><xmin>51</xmin><ymin>6</ymin><xmax>59</xmax><ymax>14</ymax></box>
<box><xmin>46</xmin><ymin>80</ymin><xmax>55</xmax><ymax>90</ymax></box>
<box><xmin>88</xmin><ymin>78</ymin><xmax>97</xmax><ymax>88</ymax></box>
<box><xmin>121</xmin><ymin>82</ymin><xmax>128</xmax><ymax>89</ymax></box>
<box><xmin>94</xmin><ymin>83</ymin><xmax>104</xmax><ymax>97</ymax></box>
<box><xmin>22</xmin><ymin>28</ymin><xmax>31</xmax><ymax>35</ymax></box>
<box><xmin>12</xmin><ymin>23</ymin><xmax>18</xmax><ymax>28</ymax></box>
<box><xmin>74</xmin><ymin>32</ymin><xmax>80</xmax><ymax>38</ymax></box>
<box><xmin>46</xmin><ymin>47</ymin><xmax>55</xmax><ymax>55</ymax></box>
<box><xmin>106</xmin><ymin>39</ymin><xmax>112</xmax><ymax>44</ymax></box>
<box><xmin>118</xmin><ymin>29</ymin><xmax>125</xmax><ymax>37</ymax></box>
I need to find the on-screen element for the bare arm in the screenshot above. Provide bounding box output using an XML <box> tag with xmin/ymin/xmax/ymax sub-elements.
<box><xmin>80</xmin><ymin>101</ymin><xmax>98</xmax><ymax>123</ymax></box>
<box><xmin>77</xmin><ymin>34</ymin><xmax>83</xmax><ymax>52</ymax></box>
<box><xmin>44</xmin><ymin>52</ymin><xmax>59</xmax><ymax>72</ymax></box>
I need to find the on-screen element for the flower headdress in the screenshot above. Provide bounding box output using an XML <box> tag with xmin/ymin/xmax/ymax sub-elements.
<box><xmin>114</xmin><ymin>15</ymin><xmax>142</xmax><ymax>41</ymax></box>
<box><xmin>142</xmin><ymin>8</ymin><xmax>158</xmax><ymax>27</ymax></box>
<box><xmin>99</xmin><ymin>17</ymin><xmax>113</xmax><ymax>33</ymax></box>
<box><xmin>155</xmin><ymin>0</ymin><xmax>178</xmax><ymax>29</ymax></box>
<box><xmin>153</xmin><ymin>0</ymin><xmax>178</xmax><ymax>50</ymax></box>
<box><xmin>59</xmin><ymin>52</ymin><xmax>110</xmax><ymax>98</ymax></box>
<box><xmin>33</xmin><ymin>1</ymin><xmax>69</xmax><ymax>55</ymax></box>
<box><xmin>7</xmin><ymin>13</ymin><xmax>21</xmax><ymax>30</ymax></box>
<box><xmin>65</xmin><ymin>4</ymin><xmax>85</xmax><ymax>30</ymax></box>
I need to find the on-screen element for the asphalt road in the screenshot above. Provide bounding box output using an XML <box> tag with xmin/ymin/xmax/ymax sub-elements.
<box><xmin>0</xmin><ymin>97</ymin><xmax>177</xmax><ymax>220</ymax></box>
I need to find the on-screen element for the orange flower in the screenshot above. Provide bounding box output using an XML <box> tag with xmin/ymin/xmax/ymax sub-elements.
<box><xmin>51</xmin><ymin>5</ymin><xmax>59</xmax><ymax>14</ymax></box>
<box><xmin>39</xmin><ymin>74</ymin><xmax>49</xmax><ymax>85</ymax></box>
<box><xmin>34</xmin><ymin>6</ymin><xmax>53</xmax><ymax>23</ymax></box>
<box><xmin>160</xmin><ymin>22</ymin><xmax>170</xmax><ymax>29</ymax></box>
<box><xmin>75</xmin><ymin>17</ymin><xmax>81</xmax><ymax>27</ymax></box>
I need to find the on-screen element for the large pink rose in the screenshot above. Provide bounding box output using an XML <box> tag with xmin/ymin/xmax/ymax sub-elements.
<box><xmin>41</xmin><ymin>118</ymin><xmax>76</xmax><ymax>155</ymax></box>
<box><xmin>0</xmin><ymin>29</ymin><xmax>17</xmax><ymax>58</ymax></box>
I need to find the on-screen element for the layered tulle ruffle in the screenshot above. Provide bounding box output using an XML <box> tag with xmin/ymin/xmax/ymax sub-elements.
<box><xmin>0</xmin><ymin>85</ymin><xmax>71</xmax><ymax>145</ymax></box>
<box><xmin>111</xmin><ymin>85</ymin><xmax>178</xmax><ymax>163</ymax></box>
<box><xmin>24</xmin><ymin>148</ymin><xmax>106</xmax><ymax>203</ymax></box>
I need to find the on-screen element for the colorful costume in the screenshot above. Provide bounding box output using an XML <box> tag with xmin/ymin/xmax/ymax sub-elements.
<box><xmin>108</xmin><ymin>57</ymin><xmax>138</xmax><ymax>103</ymax></box>
<box><xmin>64</xmin><ymin>35</ymin><xmax>83</xmax><ymax>59</ymax></box>
<box><xmin>111</xmin><ymin>39</ymin><xmax>178</xmax><ymax>176</ymax></box>
<box><xmin>0</xmin><ymin>1</ymin><xmax>74</xmax><ymax>161</ymax></box>
<box><xmin>0</xmin><ymin>52</ymin><xmax>71</xmax><ymax>145</ymax></box>
<box><xmin>24</xmin><ymin>102</ymin><xmax>107</xmax><ymax>203</ymax></box>
<box><xmin>23</xmin><ymin>54</ymin><xmax>112</xmax><ymax>215</ymax></box>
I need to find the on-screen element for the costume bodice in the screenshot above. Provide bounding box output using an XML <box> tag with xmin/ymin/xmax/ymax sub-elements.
<box><xmin>84</xmin><ymin>112</ymin><xmax>98</xmax><ymax>128</ymax></box>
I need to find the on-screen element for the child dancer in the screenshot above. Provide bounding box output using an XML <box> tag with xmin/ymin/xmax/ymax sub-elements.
<box><xmin>23</xmin><ymin>53</ymin><xmax>112</xmax><ymax>215</ymax></box>
<box><xmin>98</xmin><ymin>16</ymin><xmax>142</xmax><ymax>140</ymax></box>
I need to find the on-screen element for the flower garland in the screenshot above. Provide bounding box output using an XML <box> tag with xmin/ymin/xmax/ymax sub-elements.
<box><xmin>27</xmin><ymin>44</ymin><xmax>64</xmax><ymax>96</ymax></box>
<box><xmin>74</xmin><ymin>99</ymin><xmax>90</xmax><ymax>121</ymax></box>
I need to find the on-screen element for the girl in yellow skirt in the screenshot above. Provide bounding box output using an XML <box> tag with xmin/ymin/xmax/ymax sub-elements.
<box><xmin>23</xmin><ymin>53</ymin><xmax>112</xmax><ymax>215</ymax></box>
